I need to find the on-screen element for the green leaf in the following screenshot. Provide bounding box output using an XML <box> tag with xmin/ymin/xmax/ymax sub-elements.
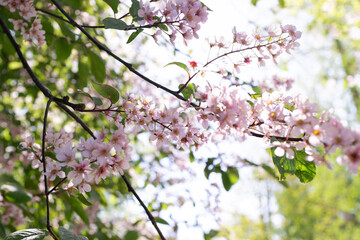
<box><xmin>103</xmin><ymin>18</ymin><xmax>131</xmax><ymax>30</ymax></box>
<box><xmin>204</xmin><ymin>230</ymin><xmax>219</xmax><ymax>240</ymax></box>
<box><xmin>54</xmin><ymin>38</ymin><xmax>72</xmax><ymax>61</ymax></box>
<box><xmin>178</xmin><ymin>83</ymin><xmax>195</xmax><ymax>100</ymax></box>
<box><xmin>77</xmin><ymin>193</ymin><xmax>92</xmax><ymax>206</ymax></box>
<box><xmin>61</xmin><ymin>194</ymin><xmax>90</xmax><ymax>225</ymax></box>
<box><xmin>127</xmin><ymin>29</ymin><xmax>144</xmax><ymax>44</ymax></box>
<box><xmin>77</xmin><ymin>60</ymin><xmax>89</xmax><ymax>89</ymax></box>
<box><xmin>189</xmin><ymin>149</ymin><xmax>195</xmax><ymax>163</ymax></box>
<box><xmin>124</xmin><ymin>230</ymin><xmax>139</xmax><ymax>240</ymax></box>
<box><xmin>57</xmin><ymin>21</ymin><xmax>76</xmax><ymax>40</ymax></box>
<box><xmin>88</xmin><ymin>50</ymin><xmax>106</xmax><ymax>83</ymax></box>
<box><xmin>92</xmin><ymin>82</ymin><xmax>120</xmax><ymax>104</ymax></box>
<box><xmin>155</xmin><ymin>217</ymin><xmax>169</xmax><ymax>225</ymax></box>
<box><xmin>77</xmin><ymin>89</ymin><xmax>103</xmax><ymax>106</ymax></box>
<box><xmin>158</xmin><ymin>24</ymin><xmax>168</xmax><ymax>32</ymax></box>
<box><xmin>279</xmin><ymin>0</ymin><xmax>285</xmax><ymax>8</ymax></box>
<box><xmin>1</xmin><ymin>184</ymin><xmax>31</xmax><ymax>204</ymax></box>
<box><xmin>247</xmin><ymin>100</ymin><xmax>254</xmax><ymax>107</ymax></box>
<box><xmin>4</xmin><ymin>229</ymin><xmax>48</xmax><ymax>240</ymax></box>
<box><xmin>249</xmin><ymin>93</ymin><xmax>262</xmax><ymax>99</ymax></box>
<box><xmin>251</xmin><ymin>85</ymin><xmax>262</xmax><ymax>94</ymax></box>
<box><xmin>285</xmin><ymin>103</ymin><xmax>294</xmax><ymax>111</ymax></box>
<box><xmin>251</xmin><ymin>0</ymin><xmax>259</xmax><ymax>6</ymax></box>
<box><xmin>129</xmin><ymin>0</ymin><xmax>142</xmax><ymax>21</ymax></box>
<box><xmin>269</xmin><ymin>147</ymin><xmax>296</xmax><ymax>181</ymax></box>
<box><xmin>204</xmin><ymin>157</ymin><xmax>216</xmax><ymax>179</ymax></box>
<box><xmin>200</xmin><ymin>1</ymin><xmax>213</xmax><ymax>11</ymax></box>
<box><xmin>221</xmin><ymin>171</ymin><xmax>232</xmax><ymax>191</ymax></box>
<box><xmin>103</xmin><ymin>0</ymin><xmax>119</xmax><ymax>14</ymax></box>
<box><xmin>261</xmin><ymin>164</ymin><xmax>289</xmax><ymax>187</ymax></box>
<box><xmin>294</xmin><ymin>150</ymin><xmax>316</xmax><ymax>183</ymax></box>
<box><xmin>58</xmin><ymin>227</ymin><xmax>88</xmax><ymax>240</ymax></box>
<box><xmin>164</xmin><ymin>61</ymin><xmax>188</xmax><ymax>71</ymax></box>
<box><xmin>227</xmin><ymin>167</ymin><xmax>239</xmax><ymax>186</ymax></box>
<box><xmin>0</xmin><ymin>220</ymin><xmax>5</xmax><ymax>239</ymax></box>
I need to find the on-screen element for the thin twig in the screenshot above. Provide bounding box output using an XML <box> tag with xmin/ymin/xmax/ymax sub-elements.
<box><xmin>121</xmin><ymin>174</ymin><xmax>166</xmax><ymax>240</ymax></box>
<box><xmin>36</xmin><ymin>7</ymin><xmax>104</xmax><ymax>28</ymax></box>
<box><xmin>0</xmin><ymin>16</ymin><xmax>85</xmax><ymax>111</ymax></box>
<box><xmin>249</xmin><ymin>130</ymin><xmax>303</xmax><ymax>142</ymax></box>
<box><xmin>48</xmin><ymin>177</ymin><xmax>68</xmax><ymax>195</ymax></box>
<box><xmin>178</xmin><ymin>38</ymin><xmax>287</xmax><ymax>93</ymax></box>
<box><xmin>41</xmin><ymin>100</ymin><xmax>58</xmax><ymax>240</ymax></box>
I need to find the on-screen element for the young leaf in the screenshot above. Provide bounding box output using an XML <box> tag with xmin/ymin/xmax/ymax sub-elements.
<box><xmin>103</xmin><ymin>0</ymin><xmax>119</xmax><ymax>14</ymax></box>
<box><xmin>61</xmin><ymin>194</ymin><xmax>90</xmax><ymax>225</ymax></box>
<box><xmin>4</xmin><ymin>229</ymin><xmax>48</xmax><ymax>240</ymax></box>
<box><xmin>124</xmin><ymin>230</ymin><xmax>139</xmax><ymax>240</ymax></box>
<box><xmin>77</xmin><ymin>60</ymin><xmax>89</xmax><ymax>89</ymax></box>
<box><xmin>164</xmin><ymin>61</ymin><xmax>188</xmax><ymax>71</ymax></box>
<box><xmin>221</xmin><ymin>171</ymin><xmax>232</xmax><ymax>191</ymax></box>
<box><xmin>189</xmin><ymin>149</ymin><xmax>195</xmax><ymax>163</ymax></box>
<box><xmin>92</xmin><ymin>82</ymin><xmax>120</xmax><ymax>104</ymax></box>
<box><xmin>154</xmin><ymin>217</ymin><xmax>169</xmax><ymax>225</ymax></box>
<box><xmin>227</xmin><ymin>167</ymin><xmax>239</xmax><ymax>186</ymax></box>
<box><xmin>251</xmin><ymin>85</ymin><xmax>262</xmax><ymax>94</ymax></box>
<box><xmin>158</xmin><ymin>24</ymin><xmax>168</xmax><ymax>32</ymax></box>
<box><xmin>54</xmin><ymin>38</ymin><xmax>72</xmax><ymax>61</ymax></box>
<box><xmin>204</xmin><ymin>230</ymin><xmax>219</xmax><ymax>240</ymax></box>
<box><xmin>251</xmin><ymin>0</ymin><xmax>259</xmax><ymax>6</ymax></box>
<box><xmin>269</xmin><ymin>147</ymin><xmax>296</xmax><ymax>181</ymax></box>
<box><xmin>77</xmin><ymin>89</ymin><xmax>103</xmax><ymax>106</ymax></box>
<box><xmin>279</xmin><ymin>0</ymin><xmax>285</xmax><ymax>8</ymax></box>
<box><xmin>294</xmin><ymin>150</ymin><xmax>316</xmax><ymax>183</ymax></box>
<box><xmin>178</xmin><ymin>83</ymin><xmax>195</xmax><ymax>100</ymax></box>
<box><xmin>129</xmin><ymin>0</ymin><xmax>142</xmax><ymax>21</ymax></box>
<box><xmin>88</xmin><ymin>50</ymin><xmax>106</xmax><ymax>83</ymax></box>
<box><xmin>77</xmin><ymin>193</ymin><xmax>92</xmax><ymax>206</ymax></box>
<box><xmin>58</xmin><ymin>227</ymin><xmax>88</xmax><ymax>240</ymax></box>
<box><xmin>127</xmin><ymin>29</ymin><xmax>144</xmax><ymax>44</ymax></box>
<box><xmin>103</xmin><ymin>18</ymin><xmax>130</xmax><ymax>30</ymax></box>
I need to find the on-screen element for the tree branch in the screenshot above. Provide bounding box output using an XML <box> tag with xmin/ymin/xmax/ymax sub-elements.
<box><xmin>121</xmin><ymin>174</ymin><xmax>166</xmax><ymax>240</ymax></box>
<box><xmin>249</xmin><ymin>130</ymin><xmax>303</xmax><ymax>142</ymax></box>
<box><xmin>36</xmin><ymin>8</ymin><xmax>105</xmax><ymax>29</ymax></box>
<box><xmin>41</xmin><ymin>100</ymin><xmax>58</xmax><ymax>240</ymax></box>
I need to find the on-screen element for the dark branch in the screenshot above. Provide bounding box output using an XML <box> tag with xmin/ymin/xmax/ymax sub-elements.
<box><xmin>41</xmin><ymin>100</ymin><xmax>58</xmax><ymax>240</ymax></box>
<box><xmin>121</xmin><ymin>174</ymin><xmax>166</xmax><ymax>240</ymax></box>
<box><xmin>36</xmin><ymin>7</ymin><xmax>104</xmax><ymax>28</ymax></box>
<box><xmin>48</xmin><ymin>177</ymin><xmax>68</xmax><ymax>195</ymax></box>
<box><xmin>249</xmin><ymin>130</ymin><xmax>303</xmax><ymax>142</ymax></box>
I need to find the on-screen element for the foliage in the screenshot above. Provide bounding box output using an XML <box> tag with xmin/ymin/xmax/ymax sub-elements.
<box><xmin>276</xmin><ymin>165</ymin><xmax>360</xmax><ymax>240</ymax></box>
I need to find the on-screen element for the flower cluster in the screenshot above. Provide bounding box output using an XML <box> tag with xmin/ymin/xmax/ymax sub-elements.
<box><xmin>21</xmin><ymin>126</ymin><xmax>131</xmax><ymax>194</ymax></box>
<box><xmin>0</xmin><ymin>201</ymin><xmax>26</xmax><ymax>226</ymax></box>
<box><xmin>206</xmin><ymin>25</ymin><xmax>301</xmax><ymax>76</ymax></box>
<box><xmin>112</xmin><ymin>94</ymin><xmax>208</xmax><ymax>150</ymax></box>
<box><xmin>1</xmin><ymin>0</ymin><xmax>46</xmax><ymax>47</ymax></box>
<box><xmin>138</xmin><ymin>0</ymin><xmax>208</xmax><ymax>43</ymax></box>
<box><xmin>248</xmin><ymin>92</ymin><xmax>360</xmax><ymax>171</ymax></box>
<box><xmin>260</xmin><ymin>75</ymin><xmax>295</xmax><ymax>92</ymax></box>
